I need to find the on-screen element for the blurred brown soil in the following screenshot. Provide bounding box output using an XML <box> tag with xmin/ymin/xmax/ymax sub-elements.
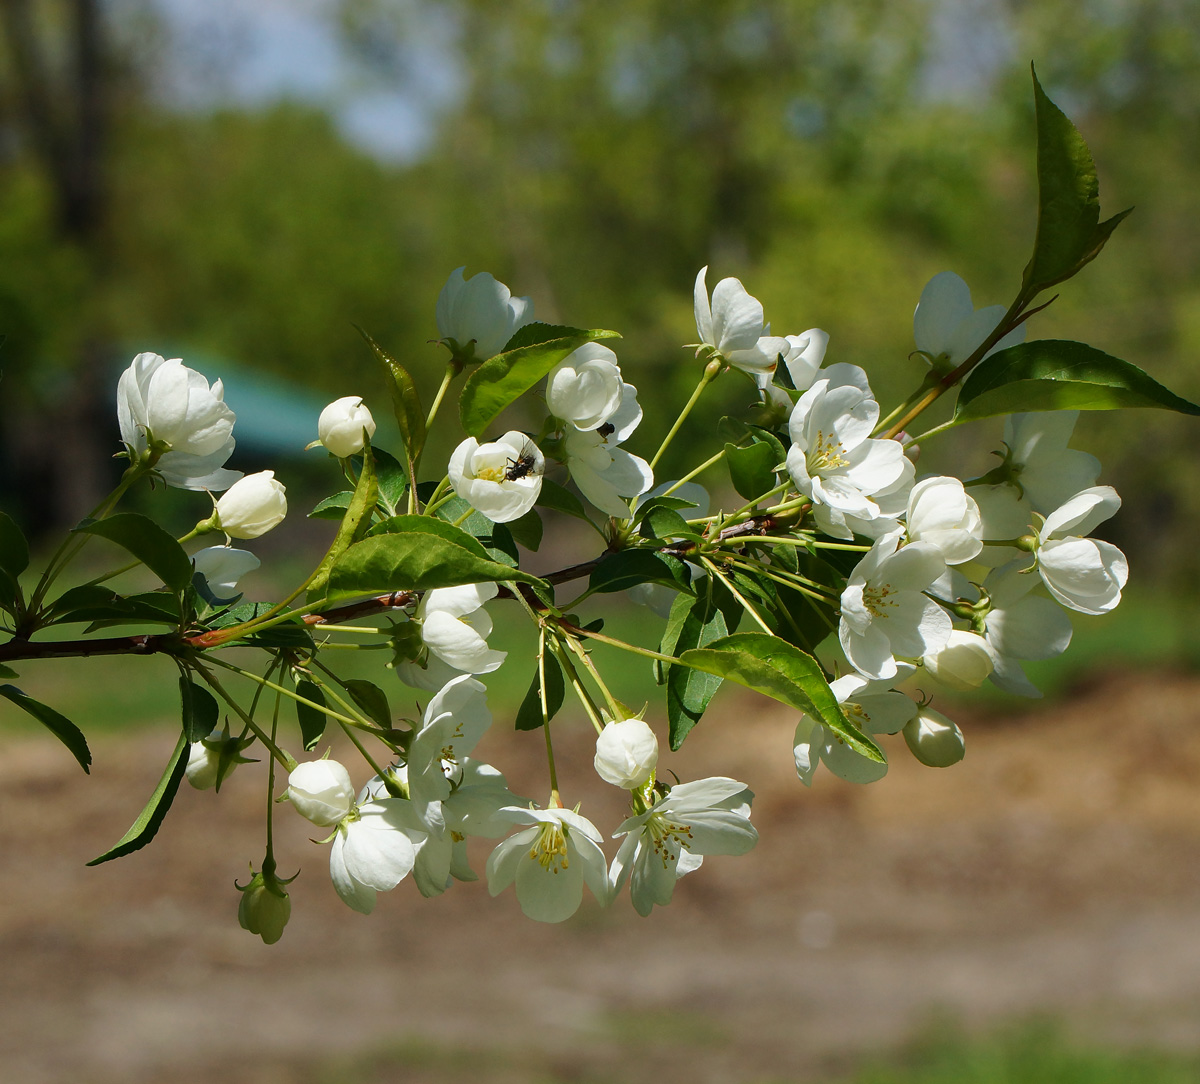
<box><xmin>3</xmin><ymin>669</ymin><xmax>1200</xmax><ymax>1084</ymax></box>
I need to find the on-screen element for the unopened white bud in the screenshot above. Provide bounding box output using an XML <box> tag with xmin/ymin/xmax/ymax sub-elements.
<box><xmin>214</xmin><ymin>471</ymin><xmax>288</xmax><ymax>540</ymax></box>
<box><xmin>287</xmin><ymin>759</ymin><xmax>355</xmax><ymax>825</ymax></box>
<box><xmin>903</xmin><ymin>707</ymin><xmax>965</xmax><ymax>768</ymax></box>
<box><xmin>547</xmin><ymin>343</ymin><xmax>623</xmax><ymax>430</ymax></box>
<box><xmin>185</xmin><ymin>733</ymin><xmax>225</xmax><ymax>790</ymax></box>
<box><xmin>923</xmin><ymin>631</ymin><xmax>994</xmax><ymax>691</ymax></box>
<box><xmin>594</xmin><ymin>717</ymin><xmax>659</xmax><ymax>789</ymax></box>
<box><xmin>317</xmin><ymin>396</ymin><xmax>376</xmax><ymax>458</ymax></box>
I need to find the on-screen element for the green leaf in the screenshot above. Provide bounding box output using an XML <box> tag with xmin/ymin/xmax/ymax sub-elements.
<box><xmin>717</xmin><ymin>417</ymin><xmax>787</xmax><ymax>464</ymax></box>
<box><xmin>77</xmin><ymin>592</ymin><xmax>182</xmax><ymax>631</ymax></box>
<box><xmin>179</xmin><ymin>676</ymin><xmax>219</xmax><ymax>742</ymax></box>
<box><xmin>460</xmin><ymin>328</ymin><xmax>620</xmax><ymax>437</ymax></box>
<box><xmin>326</xmin><ymin>518</ymin><xmax>546</xmax><ymax>601</ymax></box>
<box><xmin>725</xmin><ymin>440</ymin><xmax>781</xmax><ymax>501</ymax></box>
<box><xmin>536</xmin><ymin>479</ymin><xmax>593</xmax><ymax>523</ymax></box>
<box><xmin>1023</xmin><ymin>66</ymin><xmax>1131</xmax><ymax>293</ymax></box>
<box><xmin>502</xmin><ymin>321</ymin><xmax>592</xmax><ymax>352</ymax></box>
<box><xmin>242</xmin><ymin>619</ymin><xmax>314</xmax><ymax>650</ymax></box>
<box><xmin>358</xmin><ymin>327</ymin><xmax>426</xmax><ymax>461</ymax></box>
<box><xmin>665</xmin><ymin>594</ymin><xmax>730</xmax><ymax>750</ymax></box>
<box><xmin>0</xmin><ymin>664</ymin><xmax>16</xmax><ymax>679</ymax></box>
<box><xmin>636</xmin><ymin>498</ymin><xmax>701</xmax><ymax>543</ymax></box>
<box><xmin>75</xmin><ymin>513</ymin><xmax>193</xmax><ymax>593</ymax></box>
<box><xmin>88</xmin><ymin>732</ymin><xmax>188</xmax><ymax>865</ymax></box>
<box><xmin>588</xmin><ymin>550</ymin><xmax>691</xmax><ymax>595</ymax></box>
<box><xmin>308</xmin><ymin>435</ymin><xmax>380</xmax><ymax>601</ymax></box>
<box><xmin>954</xmin><ymin>340</ymin><xmax>1200</xmax><ymax>423</ymax></box>
<box><xmin>676</xmin><ymin>633</ymin><xmax>882</xmax><ymax>761</ymax></box>
<box><xmin>515</xmin><ymin>651</ymin><xmax>565</xmax><ymax>731</ymax></box>
<box><xmin>309</xmin><ymin>491</ymin><xmax>354</xmax><ymax>520</ymax></box>
<box><xmin>506</xmin><ymin>508</ymin><xmax>544</xmax><ymax>552</ymax></box>
<box><xmin>294</xmin><ymin>679</ymin><xmax>329</xmax><ymax>750</ymax></box>
<box><xmin>0</xmin><ymin>684</ymin><xmax>91</xmax><ymax>773</ymax></box>
<box><xmin>371</xmin><ymin>448</ymin><xmax>409</xmax><ymax>516</ymax></box>
<box><xmin>0</xmin><ymin>511</ymin><xmax>29</xmax><ymax>579</ymax></box>
<box><xmin>344</xmin><ymin>679</ymin><xmax>392</xmax><ymax>728</ymax></box>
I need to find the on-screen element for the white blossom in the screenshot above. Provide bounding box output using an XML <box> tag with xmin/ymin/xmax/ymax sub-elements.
<box><xmin>786</xmin><ymin>364</ymin><xmax>908</xmax><ymax>532</ymax></box>
<box><xmin>563</xmin><ymin>383</ymin><xmax>653</xmax><ymax>518</ymax></box>
<box><xmin>906</xmin><ymin>476</ymin><xmax>984</xmax><ymax>565</ymax></box>
<box><xmin>117</xmin><ymin>351</ymin><xmax>240</xmax><ymax>491</ymax></box>
<box><xmin>487</xmin><ymin>806</ymin><xmax>610</xmax><ymax>923</ymax></box>
<box><xmin>913</xmin><ymin>271</ymin><xmax>1024</xmax><ymax>371</ymax></box>
<box><xmin>330</xmin><ymin>798</ymin><xmax>427</xmax><ymax>914</ymax></box>
<box><xmin>287</xmin><ymin>759</ymin><xmax>356</xmax><ymax>826</ymax></box>
<box><xmin>594</xmin><ymin>717</ymin><xmax>659</xmax><ymax>789</ymax></box>
<box><xmin>793</xmin><ymin>670</ymin><xmax>917</xmax><ymax>786</ymax></box>
<box><xmin>214</xmin><ymin>471</ymin><xmax>287</xmax><ymax>540</ymax></box>
<box><xmin>316</xmin><ymin>396</ymin><xmax>376</xmax><ymax>458</ymax></box>
<box><xmin>448</xmin><ymin>431</ymin><xmax>544</xmax><ymax>523</ymax></box>
<box><xmin>902</xmin><ymin>706</ymin><xmax>966</xmax><ymax>767</ymax></box>
<box><xmin>436</xmin><ymin>267</ymin><xmax>534</xmax><ymax>362</ymax></box>
<box><xmin>547</xmin><ymin>343</ymin><xmax>624</xmax><ymax>430</ymax></box>
<box><xmin>693</xmin><ymin>267</ymin><xmax>788</xmax><ymax>374</ymax></box>
<box><xmin>609</xmin><ymin>777</ymin><xmax>757</xmax><ymax>917</ymax></box>
<box><xmin>998</xmin><ymin>411</ymin><xmax>1101</xmax><ymax>514</ymax></box>
<box><xmin>1033</xmin><ymin>486</ymin><xmax>1128</xmax><ymax>615</ymax></box>
<box><xmin>394</xmin><ymin>583</ymin><xmax>505</xmax><ymax>691</ymax></box>
<box><xmin>405</xmin><ymin>674</ymin><xmax>493</xmax><ymax>809</ymax></box>
<box><xmin>780</xmin><ymin>329</ymin><xmax>829</xmax><ymax>391</ymax></box>
<box><xmin>192</xmin><ymin>546</ymin><xmax>260</xmax><ymax>600</ymax></box>
<box><xmin>979</xmin><ymin>560</ymin><xmax>1073</xmax><ymax>698</ymax></box>
<box><xmin>838</xmin><ymin>530</ymin><xmax>952</xmax><ymax>681</ymax></box>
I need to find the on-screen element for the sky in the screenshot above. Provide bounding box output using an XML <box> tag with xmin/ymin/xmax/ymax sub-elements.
<box><xmin>125</xmin><ymin>0</ymin><xmax>1018</xmax><ymax>163</ymax></box>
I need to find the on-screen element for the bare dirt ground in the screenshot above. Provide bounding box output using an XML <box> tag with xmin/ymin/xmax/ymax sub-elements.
<box><xmin>4</xmin><ymin>669</ymin><xmax>1200</xmax><ymax>1084</ymax></box>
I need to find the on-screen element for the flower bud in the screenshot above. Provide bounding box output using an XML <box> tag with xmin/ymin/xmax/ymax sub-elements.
<box><xmin>903</xmin><ymin>707</ymin><xmax>965</xmax><ymax>768</ymax></box>
<box><xmin>238</xmin><ymin>871</ymin><xmax>291</xmax><ymax>945</ymax></box>
<box><xmin>186</xmin><ymin>734</ymin><xmax>224</xmax><ymax>790</ymax></box>
<box><xmin>922</xmin><ymin>631</ymin><xmax>994</xmax><ymax>691</ymax></box>
<box><xmin>287</xmin><ymin>759</ymin><xmax>355</xmax><ymax>826</ymax></box>
<box><xmin>316</xmin><ymin>396</ymin><xmax>376</xmax><ymax>458</ymax></box>
<box><xmin>214</xmin><ymin>471</ymin><xmax>288</xmax><ymax>540</ymax></box>
<box><xmin>547</xmin><ymin>344</ymin><xmax>623</xmax><ymax>431</ymax></box>
<box><xmin>594</xmin><ymin>717</ymin><xmax>659</xmax><ymax>789</ymax></box>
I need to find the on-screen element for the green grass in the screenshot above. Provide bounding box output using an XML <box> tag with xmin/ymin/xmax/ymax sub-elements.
<box><xmin>826</xmin><ymin>1019</ymin><xmax>1200</xmax><ymax>1084</ymax></box>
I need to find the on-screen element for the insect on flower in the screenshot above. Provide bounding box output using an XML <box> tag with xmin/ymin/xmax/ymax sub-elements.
<box><xmin>503</xmin><ymin>437</ymin><xmax>541</xmax><ymax>481</ymax></box>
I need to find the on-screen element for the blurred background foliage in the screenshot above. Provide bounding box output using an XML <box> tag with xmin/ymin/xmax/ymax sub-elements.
<box><xmin>0</xmin><ymin>0</ymin><xmax>1197</xmax><ymax>580</ymax></box>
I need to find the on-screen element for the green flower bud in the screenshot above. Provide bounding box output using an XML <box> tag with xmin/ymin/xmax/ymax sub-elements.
<box><xmin>237</xmin><ymin>871</ymin><xmax>292</xmax><ymax>945</ymax></box>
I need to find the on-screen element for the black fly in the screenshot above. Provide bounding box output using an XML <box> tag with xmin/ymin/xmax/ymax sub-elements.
<box><xmin>503</xmin><ymin>438</ymin><xmax>540</xmax><ymax>481</ymax></box>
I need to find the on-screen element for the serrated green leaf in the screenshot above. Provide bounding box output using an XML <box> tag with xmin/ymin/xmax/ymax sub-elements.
<box><xmin>0</xmin><ymin>684</ymin><xmax>91</xmax><ymax>773</ymax></box>
<box><xmin>954</xmin><ymin>340</ymin><xmax>1200</xmax><ymax>423</ymax></box>
<box><xmin>515</xmin><ymin>651</ymin><xmax>565</xmax><ymax>731</ymax></box>
<box><xmin>638</xmin><ymin>504</ymin><xmax>698</xmax><ymax>543</ymax></box>
<box><xmin>309</xmin><ymin>491</ymin><xmax>355</xmax><ymax>520</ymax></box>
<box><xmin>179</xmin><ymin>676</ymin><xmax>220</xmax><ymax>742</ymax></box>
<box><xmin>326</xmin><ymin>519</ymin><xmax>546</xmax><ymax>601</ymax></box>
<box><xmin>588</xmin><ymin>550</ymin><xmax>691</xmax><ymax>595</ymax></box>
<box><xmin>459</xmin><ymin>328</ymin><xmax>620</xmax><ymax>437</ymax></box>
<box><xmin>344</xmin><ymin>679</ymin><xmax>392</xmax><ymax>728</ymax></box>
<box><xmin>676</xmin><ymin>633</ymin><xmax>882</xmax><ymax>761</ymax></box>
<box><xmin>1023</xmin><ymin>66</ymin><xmax>1131</xmax><ymax>292</ymax></box>
<box><xmin>75</xmin><ymin>513</ymin><xmax>193</xmax><ymax>593</ymax></box>
<box><xmin>725</xmin><ymin>440</ymin><xmax>781</xmax><ymax>501</ymax></box>
<box><xmin>78</xmin><ymin>592</ymin><xmax>182</xmax><ymax>631</ymax></box>
<box><xmin>294</xmin><ymin>679</ymin><xmax>328</xmax><ymax>750</ymax></box>
<box><xmin>358</xmin><ymin>327</ymin><xmax>426</xmax><ymax>461</ymax></box>
<box><xmin>308</xmin><ymin>435</ymin><xmax>380</xmax><ymax>601</ymax></box>
<box><xmin>88</xmin><ymin>732</ymin><xmax>188</xmax><ymax>865</ymax></box>
<box><xmin>371</xmin><ymin>448</ymin><xmax>408</xmax><ymax>516</ymax></box>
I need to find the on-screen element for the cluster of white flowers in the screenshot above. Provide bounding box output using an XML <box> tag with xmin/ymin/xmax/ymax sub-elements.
<box><xmin>138</xmin><ymin>254</ymin><xmax>1138</xmax><ymax>940</ymax></box>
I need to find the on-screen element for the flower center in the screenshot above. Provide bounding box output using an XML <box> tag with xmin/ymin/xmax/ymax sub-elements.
<box><xmin>529</xmin><ymin>821</ymin><xmax>570</xmax><ymax>873</ymax></box>
<box><xmin>645</xmin><ymin>812</ymin><xmax>694</xmax><ymax>868</ymax></box>
<box><xmin>861</xmin><ymin>582</ymin><xmax>897</xmax><ymax>618</ymax></box>
<box><xmin>808</xmin><ymin>429</ymin><xmax>849</xmax><ymax>474</ymax></box>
